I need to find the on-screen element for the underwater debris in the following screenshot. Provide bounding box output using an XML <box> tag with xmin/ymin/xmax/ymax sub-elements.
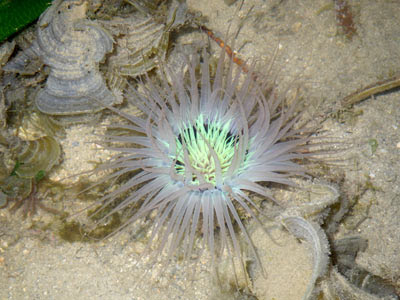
<box><xmin>3</xmin><ymin>0</ymin><xmax>190</xmax><ymax>119</ymax></box>
<box><xmin>35</xmin><ymin>0</ymin><xmax>116</xmax><ymax>115</ymax></box>
<box><xmin>0</xmin><ymin>174</ymin><xmax>32</xmax><ymax>201</ymax></box>
<box><xmin>125</xmin><ymin>0</ymin><xmax>163</xmax><ymax>16</ymax></box>
<box><xmin>273</xmin><ymin>182</ymin><xmax>340</xmax><ymax>299</ymax></box>
<box><xmin>8</xmin><ymin>177</ymin><xmax>59</xmax><ymax>217</ymax></box>
<box><xmin>200</xmin><ymin>25</ymin><xmax>252</xmax><ymax>76</ymax></box>
<box><xmin>4</xmin><ymin>0</ymin><xmax>118</xmax><ymax>115</ymax></box>
<box><xmin>333</xmin><ymin>0</ymin><xmax>357</xmax><ymax>39</ymax></box>
<box><xmin>0</xmin><ymin>41</ymin><xmax>16</xmax><ymax>128</ymax></box>
<box><xmin>0</xmin><ymin>41</ymin><xmax>15</xmax><ymax>68</ymax></box>
<box><xmin>0</xmin><ymin>127</ymin><xmax>61</xmax><ymax>195</ymax></box>
<box><xmin>10</xmin><ymin>136</ymin><xmax>61</xmax><ymax>179</ymax></box>
<box><xmin>0</xmin><ymin>88</ymin><xmax>7</xmax><ymax>128</ymax></box>
<box><xmin>325</xmin><ymin>267</ymin><xmax>400</xmax><ymax>300</ymax></box>
<box><xmin>18</xmin><ymin>110</ymin><xmax>65</xmax><ymax>141</ymax></box>
<box><xmin>102</xmin><ymin>0</ymin><xmax>188</xmax><ymax>86</ymax></box>
<box><xmin>341</xmin><ymin>75</ymin><xmax>400</xmax><ymax>108</ymax></box>
<box><xmin>2</xmin><ymin>27</ymin><xmax>43</xmax><ymax>76</ymax></box>
<box><xmin>283</xmin><ymin>216</ymin><xmax>330</xmax><ymax>300</ymax></box>
<box><xmin>327</xmin><ymin>236</ymin><xmax>400</xmax><ymax>300</ymax></box>
<box><xmin>2</xmin><ymin>41</ymin><xmax>42</xmax><ymax>76</ymax></box>
<box><xmin>0</xmin><ymin>133</ymin><xmax>62</xmax><ymax>216</ymax></box>
<box><xmin>103</xmin><ymin>15</ymin><xmax>169</xmax><ymax>78</ymax></box>
<box><xmin>316</xmin><ymin>184</ymin><xmax>399</xmax><ymax>300</ymax></box>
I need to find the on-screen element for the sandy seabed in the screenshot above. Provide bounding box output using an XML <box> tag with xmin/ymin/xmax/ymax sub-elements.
<box><xmin>1</xmin><ymin>0</ymin><xmax>400</xmax><ymax>299</ymax></box>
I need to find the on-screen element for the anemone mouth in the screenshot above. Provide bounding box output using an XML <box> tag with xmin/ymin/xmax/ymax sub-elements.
<box><xmin>173</xmin><ymin>114</ymin><xmax>242</xmax><ymax>188</ymax></box>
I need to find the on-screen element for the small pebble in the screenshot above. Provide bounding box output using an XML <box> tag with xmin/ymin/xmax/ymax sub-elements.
<box><xmin>292</xmin><ymin>22</ymin><xmax>302</xmax><ymax>33</ymax></box>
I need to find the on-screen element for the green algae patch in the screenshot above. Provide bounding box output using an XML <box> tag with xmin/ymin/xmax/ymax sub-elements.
<box><xmin>58</xmin><ymin>221</ymin><xmax>90</xmax><ymax>243</ymax></box>
<box><xmin>58</xmin><ymin>214</ymin><xmax>122</xmax><ymax>243</ymax></box>
<box><xmin>368</xmin><ymin>138</ymin><xmax>378</xmax><ymax>155</ymax></box>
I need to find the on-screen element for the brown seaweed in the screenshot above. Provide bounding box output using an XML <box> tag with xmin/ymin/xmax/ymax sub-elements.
<box><xmin>333</xmin><ymin>0</ymin><xmax>356</xmax><ymax>39</ymax></box>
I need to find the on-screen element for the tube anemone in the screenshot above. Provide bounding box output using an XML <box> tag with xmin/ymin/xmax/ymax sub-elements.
<box><xmin>90</xmin><ymin>48</ymin><xmax>311</xmax><ymax>271</ymax></box>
